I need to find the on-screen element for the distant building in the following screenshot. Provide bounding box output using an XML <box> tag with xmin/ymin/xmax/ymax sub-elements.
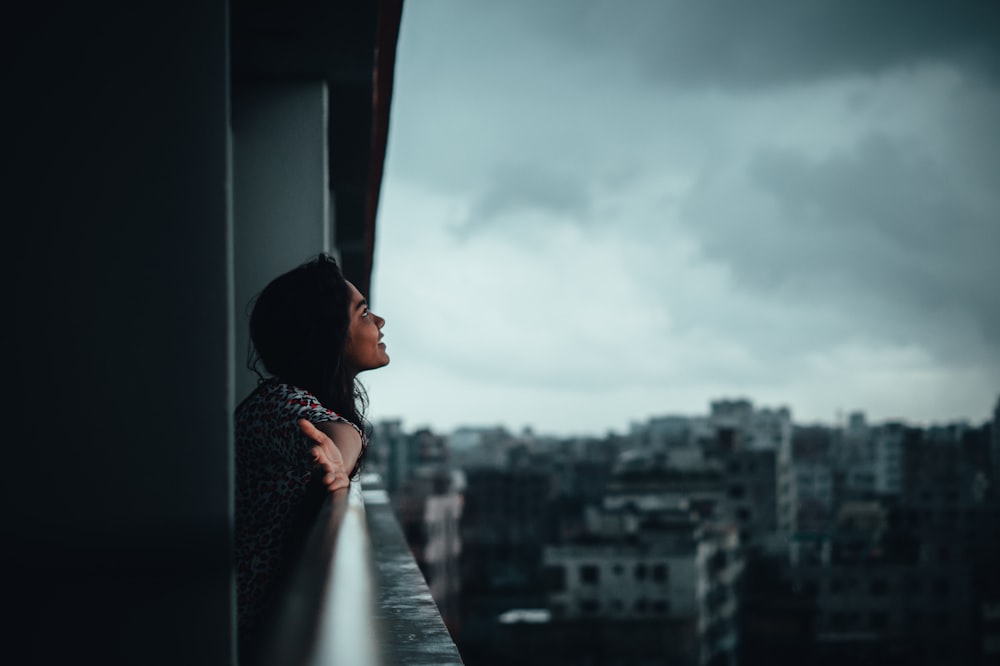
<box><xmin>544</xmin><ymin>504</ymin><xmax>741</xmax><ymax>665</ymax></box>
<box><xmin>536</xmin><ymin>453</ymin><xmax>743</xmax><ymax>666</ymax></box>
<box><xmin>792</xmin><ymin>500</ymin><xmax>976</xmax><ymax>665</ymax></box>
<box><xmin>709</xmin><ymin>399</ymin><xmax>755</xmax><ymax>435</ymax></box>
<box><xmin>626</xmin><ymin>401</ymin><xmax>790</xmax><ymax>554</ymax></box>
<box><xmin>723</xmin><ymin>448</ymin><xmax>780</xmax><ymax>552</ymax></box>
<box><xmin>447</xmin><ymin>425</ymin><xmax>515</xmax><ymax>468</ymax></box>
<box><xmin>847</xmin><ymin>411</ymin><xmax>868</xmax><ymax>436</ymax></box>
<box><xmin>459</xmin><ymin>466</ymin><xmax>552</xmax><ymax>593</ymax></box>
<box><xmin>792</xmin><ymin>425</ymin><xmax>837</xmax><ymax>536</ymax></box>
<box><xmin>455</xmin><ymin>465</ymin><xmax>553</xmax><ymax>658</ymax></box>
<box><xmin>706</xmin><ymin>400</ymin><xmax>794</xmax><ymax>545</ymax></box>
<box><xmin>872</xmin><ymin>423</ymin><xmax>904</xmax><ymax>496</ymax></box>
<box><xmin>393</xmin><ymin>467</ymin><xmax>464</xmax><ymax>631</ymax></box>
<box><xmin>794</xmin><ymin>461</ymin><xmax>835</xmax><ymax>533</ymax></box>
<box><xmin>371</xmin><ymin>418</ymin><xmax>412</xmax><ymax>495</ymax></box>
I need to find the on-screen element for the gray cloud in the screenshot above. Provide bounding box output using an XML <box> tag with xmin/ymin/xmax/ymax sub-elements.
<box><xmin>531</xmin><ymin>0</ymin><xmax>1000</xmax><ymax>88</ymax></box>
<box><xmin>455</xmin><ymin>161</ymin><xmax>594</xmax><ymax>236</ymax></box>
<box><xmin>683</xmin><ymin>132</ymin><xmax>1000</xmax><ymax>358</ymax></box>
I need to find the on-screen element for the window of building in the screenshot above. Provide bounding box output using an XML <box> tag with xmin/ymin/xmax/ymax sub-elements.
<box><xmin>869</xmin><ymin>579</ymin><xmax>888</xmax><ymax>596</ymax></box>
<box><xmin>652</xmin><ymin>564</ymin><xmax>668</xmax><ymax>583</ymax></box>
<box><xmin>871</xmin><ymin>612</ymin><xmax>889</xmax><ymax>630</ymax></box>
<box><xmin>580</xmin><ymin>600</ymin><xmax>599</xmax><ymax>614</ymax></box>
<box><xmin>635</xmin><ymin>563</ymin><xmax>647</xmax><ymax>581</ymax></box>
<box><xmin>652</xmin><ymin>600</ymin><xmax>668</xmax><ymax>614</ymax></box>
<box><xmin>932</xmin><ymin>578</ymin><xmax>951</xmax><ymax>597</ymax></box>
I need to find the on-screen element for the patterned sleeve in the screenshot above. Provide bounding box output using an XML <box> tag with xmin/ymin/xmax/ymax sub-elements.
<box><xmin>278</xmin><ymin>385</ymin><xmax>366</xmax><ymax>476</ymax></box>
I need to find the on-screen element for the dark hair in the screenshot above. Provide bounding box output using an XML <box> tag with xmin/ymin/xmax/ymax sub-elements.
<box><xmin>247</xmin><ymin>253</ymin><xmax>367</xmax><ymax>430</ymax></box>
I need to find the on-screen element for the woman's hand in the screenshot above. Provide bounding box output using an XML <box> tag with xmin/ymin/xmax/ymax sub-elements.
<box><xmin>298</xmin><ymin>419</ymin><xmax>350</xmax><ymax>492</ymax></box>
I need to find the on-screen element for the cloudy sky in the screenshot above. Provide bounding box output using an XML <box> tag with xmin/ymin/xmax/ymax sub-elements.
<box><xmin>365</xmin><ymin>0</ymin><xmax>1000</xmax><ymax>436</ymax></box>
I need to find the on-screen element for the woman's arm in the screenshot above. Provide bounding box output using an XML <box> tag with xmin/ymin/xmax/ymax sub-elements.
<box><xmin>297</xmin><ymin>419</ymin><xmax>351</xmax><ymax>492</ymax></box>
<box><xmin>299</xmin><ymin>418</ymin><xmax>364</xmax><ymax>481</ymax></box>
<box><xmin>316</xmin><ymin>420</ymin><xmax>363</xmax><ymax>475</ymax></box>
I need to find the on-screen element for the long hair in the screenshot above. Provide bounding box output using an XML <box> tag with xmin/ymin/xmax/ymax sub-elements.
<box><xmin>247</xmin><ymin>254</ymin><xmax>366</xmax><ymax>430</ymax></box>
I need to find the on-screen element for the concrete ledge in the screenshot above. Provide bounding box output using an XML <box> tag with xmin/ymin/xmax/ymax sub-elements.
<box><xmin>364</xmin><ymin>477</ymin><xmax>465</xmax><ymax>665</ymax></box>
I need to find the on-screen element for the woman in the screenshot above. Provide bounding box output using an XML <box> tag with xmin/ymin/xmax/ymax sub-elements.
<box><xmin>234</xmin><ymin>254</ymin><xmax>389</xmax><ymax>651</ymax></box>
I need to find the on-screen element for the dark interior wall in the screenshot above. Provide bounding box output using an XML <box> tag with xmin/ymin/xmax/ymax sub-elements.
<box><xmin>4</xmin><ymin>2</ymin><xmax>233</xmax><ymax>663</ymax></box>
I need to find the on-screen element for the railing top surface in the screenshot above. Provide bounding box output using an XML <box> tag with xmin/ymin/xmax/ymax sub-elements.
<box><xmin>364</xmin><ymin>477</ymin><xmax>465</xmax><ymax>666</ymax></box>
<box><xmin>253</xmin><ymin>474</ymin><xmax>464</xmax><ymax>666</ymax></box>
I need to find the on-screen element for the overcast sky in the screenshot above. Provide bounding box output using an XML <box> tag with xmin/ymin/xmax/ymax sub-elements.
<box><xmin>365</xmin><ymin>0</ymin><xmax>1000</xmax><ymax>436</ymax></box>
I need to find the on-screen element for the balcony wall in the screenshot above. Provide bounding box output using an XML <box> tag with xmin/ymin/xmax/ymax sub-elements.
<box><xmin>254</xmin><ymin>476</ymin><xmax>465</xmax><ymax>666</ymax></box>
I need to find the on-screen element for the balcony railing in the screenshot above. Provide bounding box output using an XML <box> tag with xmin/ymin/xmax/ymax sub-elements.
<box><xmin>253</xmin><ymin>474</ymin><xmax>464</xmax><ymax>665</ymax></box>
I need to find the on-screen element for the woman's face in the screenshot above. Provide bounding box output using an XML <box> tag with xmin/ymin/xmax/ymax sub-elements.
<box><xmin>344</xmin><ymin>280</ymin><xmax>390</xmax><ymax>373</ymax></box>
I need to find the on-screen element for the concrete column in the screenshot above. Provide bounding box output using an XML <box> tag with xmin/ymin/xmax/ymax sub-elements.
<box><xmin>6</xmin><ymin>2</ymin><xmax>234</xmax><ymax>663</ymax></box>
<box><xmin>232</xmin><ymin>81</ymin><xmax>332</xmax><ymax>403</ymax></box>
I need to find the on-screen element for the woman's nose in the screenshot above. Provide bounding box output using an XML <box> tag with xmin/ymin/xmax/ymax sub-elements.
<box><xmin>375</xmin><ymin>314</ymin><xmax>385</xmax><ymax>328</ymax></box>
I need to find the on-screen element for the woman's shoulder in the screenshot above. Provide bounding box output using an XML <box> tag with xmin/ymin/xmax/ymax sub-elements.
<box><xmin>255</xmin><ymin>382</ymin><xmax>353</xmax><ymax>423</ymax></box>
<box><xmin>268</xmin><ymin>381</ymin><xmax>319</xmax><ymax>403</ymax></box>
<box><xmin>236</xmin><ymin>381</ymin><xmax>363</xmax><ymax>438</ymax></box>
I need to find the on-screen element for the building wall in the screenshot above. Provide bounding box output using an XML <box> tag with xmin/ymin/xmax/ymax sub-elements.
<box><xmin>873</xmin><ymin>426</ymin><xmax>904</xmax><ymax>496</ymax></box>
<box><xmin>460</xmin><ymin>467</ymin><xmax>552</xmax><ymax>593</ymax></box>
<box><xmin>544</xmin><ymin>546</ymin><xmax>696</xmax><ymax>619</ymax></box>
<box><xmin>725</xmin><ymin>448</ymin><xmax>779</xmax><ymax>548</ymax></box>
<box><xmin>232</xmin><ymin>81</ymin><xmax>332</xmax><ymax>402</ymax></box>
<box><xmin>423</xmin><ymin>488</ymin><xmax>464</xmax><ymax>620</ymax></box>
<box><xmin>798</xmin><ymin>563</ymin><xmax>975</xmax><ymax>665</ymax></box>
<box><xmin>544</xmin><ymin>536</ymin><xmax>741</xmax><ymax>664</ymax></box>
<box><xmin>7</xmin><ymin>2</ymin><xmax>233</xmax><ymax>663</ymax></box>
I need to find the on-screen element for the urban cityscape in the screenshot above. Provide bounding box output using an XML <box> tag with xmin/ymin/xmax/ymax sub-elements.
<box><xmin>367</xmin><ymin>394</ymin><xmax>1000</xmax><ymax>666</ymax></box>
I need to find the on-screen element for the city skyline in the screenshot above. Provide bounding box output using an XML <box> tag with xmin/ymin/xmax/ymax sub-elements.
<box><xmin>367</xmin><ymin>1</ymin><xmax>1000</xmax><ymax>436</ymax></box>
<box><xmin>367</xmin><ymin>392</ymin><xmax>999</xmax><ymax>440</ymax></box>
<box><xmin>381</xmin><ymin>372</ymin><xmax>1000</xmax><ymax>666</ymax></box>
